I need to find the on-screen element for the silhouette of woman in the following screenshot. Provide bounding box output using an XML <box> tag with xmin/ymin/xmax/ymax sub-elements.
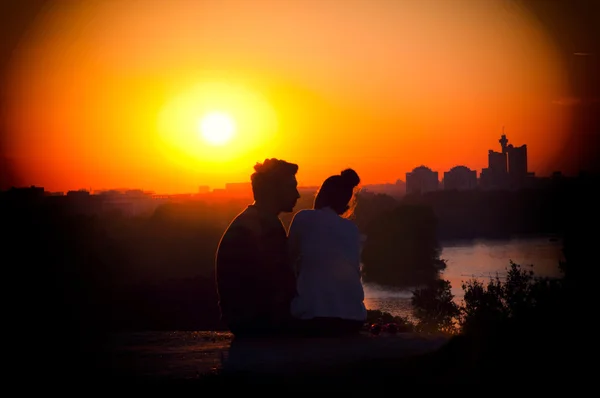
<box><xmin>288</xmin><ymin>168</ymin><xmax>367</xmax><ymax>337</ymax></box>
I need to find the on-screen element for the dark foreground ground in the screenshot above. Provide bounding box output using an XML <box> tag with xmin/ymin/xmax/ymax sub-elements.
<box><xmin>102</xmin><ymin>331</ymin><xmax>449</xmax><ymax>381</ymax></box>
<box><xmin>22</xmin><ymin>324</ymin><xmax>584</xmax><ymax>387</ymax></box>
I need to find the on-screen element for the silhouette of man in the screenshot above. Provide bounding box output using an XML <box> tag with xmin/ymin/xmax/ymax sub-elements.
<box><xmin>215</xmin><ymin>158</ymin><xmax>301</xmax><ymax>338</ymax></box>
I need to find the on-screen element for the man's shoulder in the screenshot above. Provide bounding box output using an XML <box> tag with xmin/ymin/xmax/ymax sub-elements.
<box><xmin>226</xmin><ymin>206</ymin><xmax>262</xmax><ymax>237</ymax></box>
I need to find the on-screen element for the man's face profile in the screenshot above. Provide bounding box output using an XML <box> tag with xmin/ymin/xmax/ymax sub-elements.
<box><xmin>278</xmin><ymin>175</ymin><xmax>300</xmax><ymax>213</ymax></box>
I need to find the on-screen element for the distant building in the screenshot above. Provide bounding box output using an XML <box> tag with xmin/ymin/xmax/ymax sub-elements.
<box><xmin>124</xmin><ymin>189</ymin><xmax>152</xmax><ymax>198</ymax></box>
<box><xmin>362</xmin><ymin>180</ymin><xmax>406</xmax><ymax>198</ymax></box>
<box><xmin>406</xmin><ymin>166</ymin><xmax>439</xmax><ymax>194</ymax></box>
<box><xmin>507</xmin><ymin>144</ymin><xmax>527</xmax><ymax>177</ymax></box>
<box><xmin>1</xmin><ymin>186</ymin><xmax>45</xmax><ymax>203</ymax></box>
<box><xmin>488</xmin><ymin>150</ymin><xmax>507</xmax><ymax>174</ymax></box>
<box><xmin>95</xmin><ymin>189</ymin><xmax>122</xmax><ymax>198</ymax></box>
<box><xmin>66</xmin><ymin>189</ymin><xmax>91</xmax><ymax>198</ymax></box>
<box><xmin>443</xmin><ymin>166</ymin><xmax>477</xmax><ymax>191</ymax></box>
<box><xmin>64</xmin><ymin>190</ymin><xmax>103</xmax><ymax>215</ymax></box>
<box><xmin>506</xmin><ymin>143</ymin><xmax>532</xmax><ymax>188</ymax></box>
<box><xmin>198</xmin><ymin>185</ymin><xmax>210</xmax><ymax>194</ymax></box>
<box><xmin>75</xmin><ymin>189</ymin><xmax>159</xmax><ymax>216</ymax></box>
<box><xmin>480</xmin><ymin>133</ymin><xmax>531</xmax><ymax>190</ymax></box>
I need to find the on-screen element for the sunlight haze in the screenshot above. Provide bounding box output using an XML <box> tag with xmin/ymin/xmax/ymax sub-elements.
<box><xmin>2</xmin><ymin>0</ymin><xmax>571</xmax><ymax>193</ymax></box>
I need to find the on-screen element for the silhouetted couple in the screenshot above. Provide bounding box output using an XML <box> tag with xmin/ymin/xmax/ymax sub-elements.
<box><xmin>215</xmin><ymin>158</ymin><xmax>367</xmax><ymax>339</ymax></box>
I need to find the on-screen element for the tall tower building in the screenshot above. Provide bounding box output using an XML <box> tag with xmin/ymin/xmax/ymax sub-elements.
<box><xmin>480</xmin><ymin>130</ymin><xmax>529</xmax><ymax>190</ymax></box>
<box><xmin>499</xmin><ymin>133</ymin><xmax>509</xmax><ymax>153</ymax></box>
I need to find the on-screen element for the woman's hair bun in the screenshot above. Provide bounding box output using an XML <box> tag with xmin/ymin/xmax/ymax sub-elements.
<box><xmin>340</xmin><ymin>168</ymin><xmax>360</xmax><ymax>188</ymax></box>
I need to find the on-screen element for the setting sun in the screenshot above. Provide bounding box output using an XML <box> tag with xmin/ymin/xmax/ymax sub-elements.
<box><xmin>155</xmin><ymin>81</ymin><xmax>279</xmax><ymax>172</ymax></box>
<box><xmin>199</xmin><ymin>112</ymin><xmax>236</xmax><ymax>146</ymax></box>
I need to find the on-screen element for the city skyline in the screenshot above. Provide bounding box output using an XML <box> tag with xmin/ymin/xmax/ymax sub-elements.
<box><xmin>1</xmin><ymin>132</ymin><xmax>579</xmax><ymax>196</ymax></box>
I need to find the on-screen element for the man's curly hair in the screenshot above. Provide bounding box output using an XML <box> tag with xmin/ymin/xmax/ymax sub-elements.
<box><xmin>251</xmin><ymin>158</ymin><xmax>298</xmax><ymax>200</ymax></box>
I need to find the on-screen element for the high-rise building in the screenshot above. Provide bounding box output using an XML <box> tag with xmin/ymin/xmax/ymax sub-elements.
<box><xmin>443</xmin><ymin>166</ymin><xmax>477</xmax><ymax>190</ymax></box>
<box><xmin>480</xmin><ymin>133</ymin><xmax>529</xmax><ymax>190</ymax></box>
<box><xmin>406</xmin><ymin>166</ymin><xmax>439</xmax><ymax>194</ymax></box>
<box><xmin>507</xmin><ymin>144</ymin><xmax>527</xmax><ymax>177</ymax></box>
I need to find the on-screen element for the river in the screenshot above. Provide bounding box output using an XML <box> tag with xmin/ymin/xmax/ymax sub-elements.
<box><xmin>363</xmin><ymin>235</ymin><xmax>564</xmax><ymax>319</ymax></box>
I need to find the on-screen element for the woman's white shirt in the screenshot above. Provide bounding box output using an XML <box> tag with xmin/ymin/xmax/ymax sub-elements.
<box><xmin>288</xmin><ymin>207</ymin><xmax>367</xmax><ymax>321</ymax></box>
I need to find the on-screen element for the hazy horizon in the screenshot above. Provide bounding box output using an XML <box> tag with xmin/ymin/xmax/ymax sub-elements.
<box><xmin>3</xmin><ymin>165</ymin><xmax>589</xmax><ymax>196</ymax></box>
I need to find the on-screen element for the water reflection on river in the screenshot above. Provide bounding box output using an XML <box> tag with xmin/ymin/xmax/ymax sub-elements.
<box><xmin>363</xmin><ymin>236</ymin><xmax>563</xmax><ymax>319</ymax></box>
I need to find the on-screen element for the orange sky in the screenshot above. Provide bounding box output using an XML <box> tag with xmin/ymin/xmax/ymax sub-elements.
<box><xmin>1</xmin><ymin>0</ymin><xmax>574</xmax><ymax>194</ymax></box>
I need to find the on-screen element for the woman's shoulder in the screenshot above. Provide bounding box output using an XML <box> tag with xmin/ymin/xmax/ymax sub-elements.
<box><xmin>339</xmin><ymin>217</ymin><xmax>360</xmax><ymax>234</ymax></box>
<box><xmin>292</xmin><ymin>208</ymin><xmax>315</xmax><ymax>220</ymax></box>
<box><xmin>290</xmin><ymin>208</ymin><xmax>316</xmax><ymax>227</ymax></box>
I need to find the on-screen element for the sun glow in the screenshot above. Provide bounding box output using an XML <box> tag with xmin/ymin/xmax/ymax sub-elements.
<box><xmin>199</xmin><ymin>111</ymin><xmax>236</xmax><ymax>146</ymax></box>
<box><xmin>156</xmin><ymin>81</ymin><xmax>279</xmax><ymax>169</ymax></box>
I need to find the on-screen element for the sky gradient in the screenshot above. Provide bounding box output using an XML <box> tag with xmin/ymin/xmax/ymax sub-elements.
<box><xmin>1</xmin><ymin>0</ymin><xmax>598</xmax><ymax>193</ymax></box>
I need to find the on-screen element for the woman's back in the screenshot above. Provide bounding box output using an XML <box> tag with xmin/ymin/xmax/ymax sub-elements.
<box><xmin>288</xmin><ymin>207</ymin><xmax>367</xmax><ymax>321</ymax></box>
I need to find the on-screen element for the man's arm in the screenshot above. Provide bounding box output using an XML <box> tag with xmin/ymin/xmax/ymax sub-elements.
<box><xmin>287</xmin><ymin>212</ymin><xmax>304</xmax><ymax>277</ymax></box>
<box><xmin>215</xmin><ymin>225</ymin><xmax>264</xmax><ymax>311</ymax></box>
